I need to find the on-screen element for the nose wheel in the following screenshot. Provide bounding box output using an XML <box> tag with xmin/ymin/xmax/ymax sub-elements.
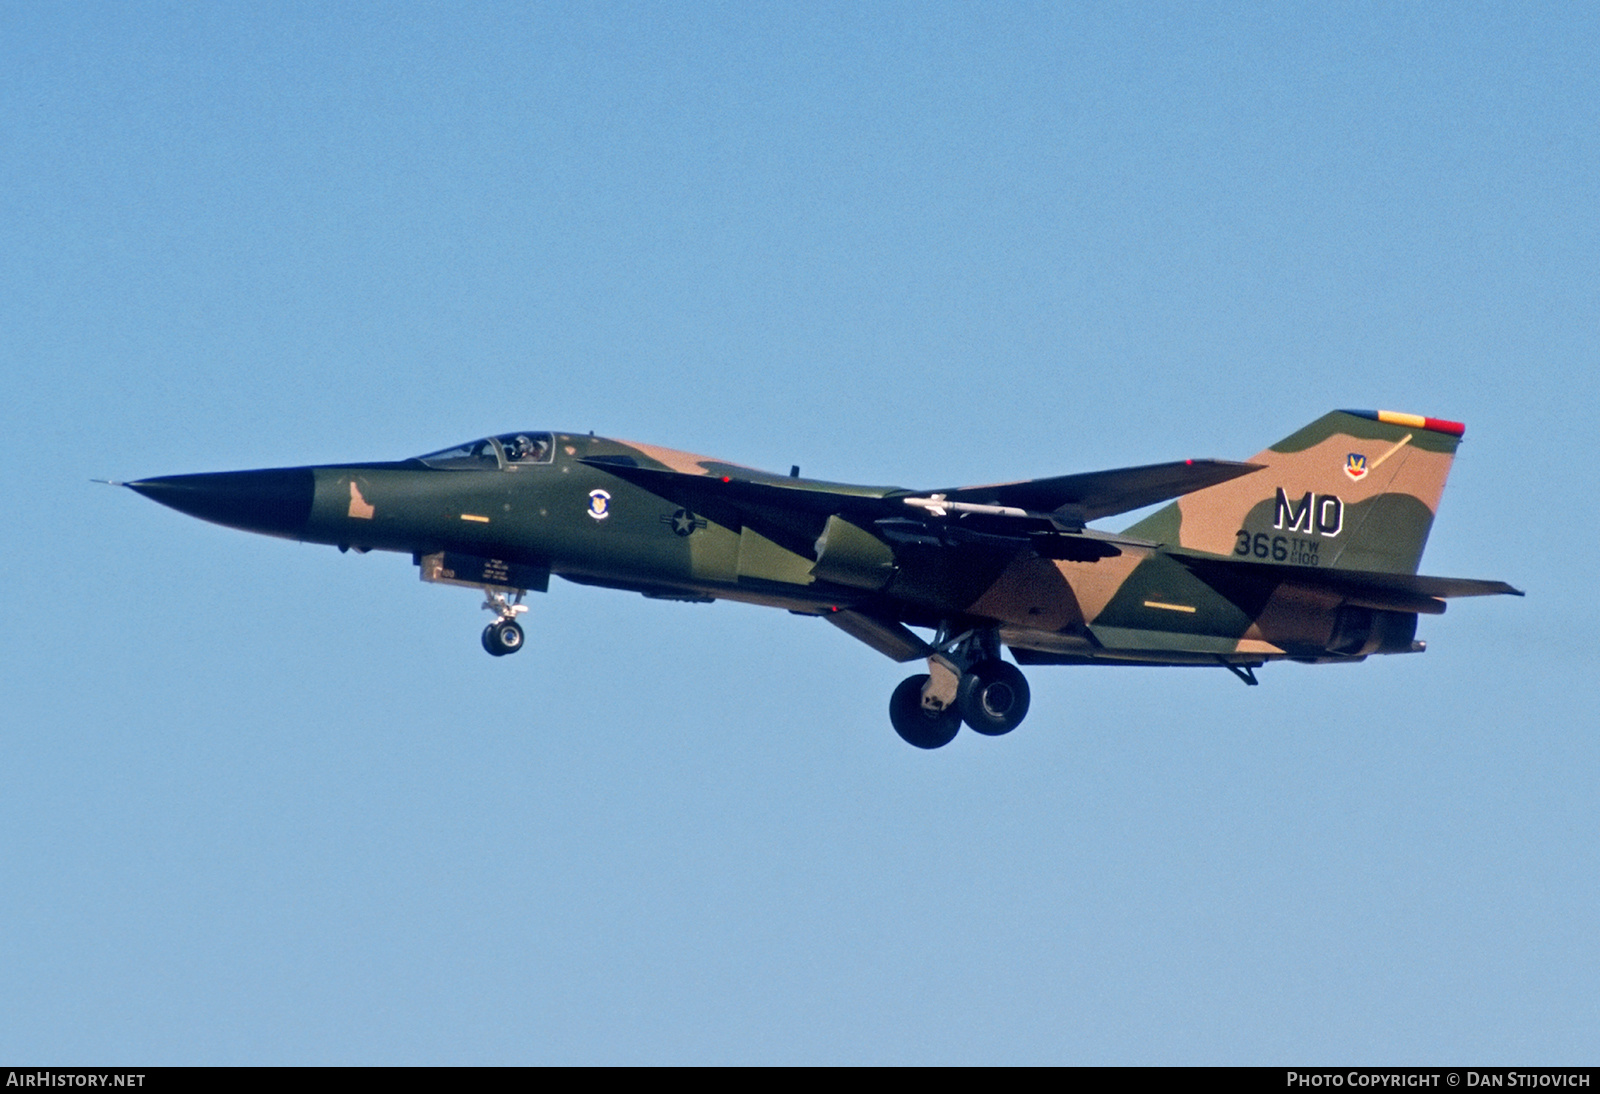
<box><xmin>482</xmin><ymin>619</ymin><xmax>525</xmax><ymax>656</ymax></box>
<box><xmin>480</xmin><ymin>588</ymin><xmax>529</xmax><ymax>657</ymax></box>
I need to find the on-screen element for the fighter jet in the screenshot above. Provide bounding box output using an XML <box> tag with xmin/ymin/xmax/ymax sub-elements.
<box><xmin>121</xmin><ymin>410</ymin><xmax>1520</xmax><ymax>749</ymax></box>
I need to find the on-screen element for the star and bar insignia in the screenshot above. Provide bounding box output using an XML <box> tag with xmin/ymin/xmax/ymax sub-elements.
<box><xmin>661</xmin><ymin>508</ymin><xmax>707</xmax><ymax>537</ymax></box>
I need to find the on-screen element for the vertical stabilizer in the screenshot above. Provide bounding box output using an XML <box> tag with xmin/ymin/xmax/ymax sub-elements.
<box><xmin>1123</xmin><ymin>410</ymin><xmax>1464</xmax><ymax>575</ymax></box>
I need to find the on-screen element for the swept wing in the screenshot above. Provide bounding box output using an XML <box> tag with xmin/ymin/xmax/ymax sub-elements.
<box><xmin>580</xmin><ymin>456</ymin><xmax>1263</xmax><ymax>536</ymax></box>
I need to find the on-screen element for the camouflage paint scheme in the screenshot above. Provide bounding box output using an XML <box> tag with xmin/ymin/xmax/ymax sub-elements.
<box><xmin>125</xmin><ymin>411</ymin><xmax>1521</xmax><ymax>746</ymax></box>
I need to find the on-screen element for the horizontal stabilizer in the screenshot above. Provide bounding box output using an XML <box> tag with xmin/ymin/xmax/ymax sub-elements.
<box><xmin>938</xmin><ymin>460</ymin><xmax>1262</xmax><ymax>525</ymax></box>
<box><xmin>1175</xmin><ymin>552</ymin><xmax>1523</xmax><ymax>615</ymax></box>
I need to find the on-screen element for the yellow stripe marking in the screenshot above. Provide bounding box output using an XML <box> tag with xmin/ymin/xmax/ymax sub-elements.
<box><xmin>460</xmin><ymin>514</ymin><xmax>491</xmax><ymax>523</ymax></box>
<box><xmin>1143</xmin><ymin>600</ymin><xmax>1196</xmax><ymax>613</ymax></box>
<box><xmin>1377</xmin><ymin>410</ymin><xmax>1428</xmax><ymax>429</ymax></box>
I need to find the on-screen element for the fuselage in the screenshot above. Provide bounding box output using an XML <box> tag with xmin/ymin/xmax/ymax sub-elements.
<box><xmin>128</xmin><ymin>429</ymin><xmax>1395</xmax><ymax>667</ymax></box>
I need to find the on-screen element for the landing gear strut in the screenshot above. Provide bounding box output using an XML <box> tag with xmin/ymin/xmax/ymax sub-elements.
<box><xmin>888</xmin><ymin>626</ymin><xmax>1032</xmax><ymax>748</ymax></box>
<box><xmin>480</xmin><ymin>588</ymin><xmax>528</xmax><ymax>657</ymax></box>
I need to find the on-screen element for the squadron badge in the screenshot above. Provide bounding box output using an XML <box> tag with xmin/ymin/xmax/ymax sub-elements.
<box><xmin>587</xmin><ymin>489</ymin><xmax>611</xmax><ymax>520</ymax></box>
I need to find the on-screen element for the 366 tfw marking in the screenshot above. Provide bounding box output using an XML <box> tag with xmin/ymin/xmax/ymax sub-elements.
<box><xmin>1235</xmin><ymin>530</ymin><xmax>1323</xmax><ymax>564</ymax></box>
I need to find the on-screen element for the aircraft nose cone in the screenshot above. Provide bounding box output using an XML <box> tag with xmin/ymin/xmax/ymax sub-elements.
<box><xmin>128</xmin><ymin>468</ymin><xmax>314</xmax><ymax>539</ymax></box>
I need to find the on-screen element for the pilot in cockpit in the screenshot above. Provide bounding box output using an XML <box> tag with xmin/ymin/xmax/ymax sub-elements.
<box><xmin>500</xmin><ymin>433</ymin><xmax>552</xmax><ymax>464</ymax></box>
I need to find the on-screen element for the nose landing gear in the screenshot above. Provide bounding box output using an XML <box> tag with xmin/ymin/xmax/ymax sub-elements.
<box><xmin>480</xmin><ymin>588</ymin><xmax>529</xmax><ymax>657</ymax></box>
<box><xmin>416</xmin><ymin>553</ymin><xmax>544</xmax><ymax>659</ymax></box>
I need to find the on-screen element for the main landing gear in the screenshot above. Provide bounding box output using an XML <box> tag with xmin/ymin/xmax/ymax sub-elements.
<box><xmin>888</xmin><ymin>627</ymin><xmax>1031</xmax><ymax>749</ymax></box>
<box><xmin>480</xmin><ymin>588</ymin><xmax>528</xmax><ymax>657</ymax></box>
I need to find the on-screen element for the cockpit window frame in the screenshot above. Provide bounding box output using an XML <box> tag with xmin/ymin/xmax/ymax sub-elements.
<box><xmin>414</xmin><ymin>438</ymin><xmax>505</xmax><ymax>471</ymax></box>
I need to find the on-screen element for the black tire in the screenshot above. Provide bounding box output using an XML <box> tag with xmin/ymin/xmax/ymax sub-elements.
<box><xmin>889</xmin><ymin>673</ymin><xmax>962</xmax><ymax>750</ymax></box>
<box><xmin>957</xmin><ymin>659</ymin><xmax>1031</xmax><ymax>736</ymax></box>
<box><xmin>483</xmin><ymin>620</ymin><xmax>524</xmax><ymax>656</ymax></box>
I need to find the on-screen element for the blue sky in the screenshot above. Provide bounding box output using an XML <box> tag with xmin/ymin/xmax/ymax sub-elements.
<box><xmin>2</xmin><ymin>2</ymin><xmax>1595</xmax><ymax>1063</ymax></box>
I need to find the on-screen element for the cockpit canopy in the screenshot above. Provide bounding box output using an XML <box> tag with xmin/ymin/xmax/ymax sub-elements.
<box><xmin>416</xmin><ymin>432</ymin><xmax>555</xmax><ymax>470</ymax></box>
